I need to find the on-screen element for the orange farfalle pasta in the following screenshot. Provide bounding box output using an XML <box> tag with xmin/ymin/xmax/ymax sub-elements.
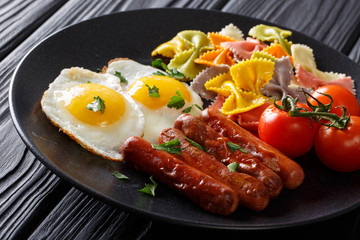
<box><xmin>194</xmin><ymin>32</ymin><xmax>236</xmax><ymax>67</ymax></box>
<box><xmin>207</xmin><ymin>32</ymin><xmax>236</xmax><ymax>49</ymax></box>
<box><xmin>205</xmin><ymin>58</ymin><xmax>274</xmax><ymax>115</ymax></box>
<box><xmin>195</xmin><ymin>47</ymin><xmax>235</xmax><ymax>67</ymax></box>
<box><xmin>263</xmin><ymin>43</ymin><xmax>294</xmax><ymax>64</ymax></box>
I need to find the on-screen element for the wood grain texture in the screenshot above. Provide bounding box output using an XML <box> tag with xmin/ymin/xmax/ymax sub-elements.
<box><xmin>0</xmin><ymin>0</ymin><xmax>66</xmax><ymax>60</ymax></box>
<box><xmin>28</xmin><ymin>188</ymin><xmax>152</xmax><ymax>240</ymax></box>
<box><xmin>0</xmin><ymin>0</ymin><xmax>359</xmax><ymax>239</ymax></box>
<box><xmin>222</xmin><ymin>0</ymin><xmax>360</xmax><ymax>54</ymax></box>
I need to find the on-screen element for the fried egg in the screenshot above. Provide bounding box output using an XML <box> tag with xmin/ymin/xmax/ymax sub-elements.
<box><xmin>105</xmin><ymin>59</ymin><xmax>203</xmax><ymax>144</ymax></box>
<box><xmin>41</xmin><ymin>67</ymin><xmax>145</xmax><ymax>161</ymax></box>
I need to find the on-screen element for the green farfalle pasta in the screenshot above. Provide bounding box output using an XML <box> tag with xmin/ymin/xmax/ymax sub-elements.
<box><xmin>152</xmin><ymin>30</ymin><xmax>213</xmax><ymax>81</ymax></box>
<box><xmin>251</xmin><ymin>51</ymin><xmax>277</xmax><ymax>62</ymax></box>
<box><xmin>249</xmin><ymin>24</ymin><xmax>292</xmax><ymax>55</ymax></box>
<box><xmin>168</xmin><ymin>30</ymin><xmax>213</xmax><ymax>80</ymax></box>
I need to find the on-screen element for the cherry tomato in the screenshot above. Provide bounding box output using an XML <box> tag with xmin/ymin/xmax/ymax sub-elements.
<box><xmin>258</xmin><ymin>102</ymin><xmax>318</xmax><ymax>158</ymax></box>
<box><xmin>314</xmin><ymin>116</ymin><xmax>360</xmax><ymax>172</ymax></box>
<box><xmin>308</xmin><ymin>85</ymin><xmax>360</xmax><ymax>117</ymax></box>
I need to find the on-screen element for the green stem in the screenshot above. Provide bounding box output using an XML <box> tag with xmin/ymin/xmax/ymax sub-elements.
<box><xmin>274</xmin><ymin>93</ymin><xmax>350</xmax><ymax>130</ymax></box>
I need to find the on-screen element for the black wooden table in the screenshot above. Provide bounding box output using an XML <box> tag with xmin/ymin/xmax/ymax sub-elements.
<box><xmin>1</xmin><ymin>0</ymin><xmax>360</xmax><ymax>239</ymax></box>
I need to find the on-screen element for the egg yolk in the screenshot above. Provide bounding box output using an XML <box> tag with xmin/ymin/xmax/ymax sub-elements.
<box><xmin>65</xmin><ymin>83</ymin><xmax>125</xmax><ymax>126</ymax></box>
<box><xmin>127</xmin><ymin>75</ymin><xmax>191</xmax><ymax>109</ymax></box>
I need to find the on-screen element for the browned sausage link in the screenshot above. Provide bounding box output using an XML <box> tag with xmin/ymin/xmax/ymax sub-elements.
<box><xmin>160</xmin><ymin>128</ymin><xmax>270</xmax><ymax>211</ymax></box>
<box><xmin>174</xmin><ymin>114</ymin><xmax>283</xmax><ymax>199</ymax></box>
<box><xmin>121</xmin><ymin>136</ymin><xmax>239</xmax><ymax>215</ymax></box>
<box><xmin>200</xmin><ymin>107</ymin><xmax>305</xmax><ymax>190</ymax></box>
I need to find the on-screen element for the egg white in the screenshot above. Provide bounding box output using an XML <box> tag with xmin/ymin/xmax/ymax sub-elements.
<box><xmin>41</xmin><ymin>67</ymin><xmax>145</xmax><ymax>161</ymax></box>
<box><xmin>105</xmin><ymin>58</ymin><xmax>163</xmax><ymax>91</ymax></box>
<box><xmin>106</xmin><ymin>59</ymin><xmax>203</xmax><ymax>144</ymax></box>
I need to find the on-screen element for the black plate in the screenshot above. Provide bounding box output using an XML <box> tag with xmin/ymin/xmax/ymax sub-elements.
<box><xmin>9</xmin><ymin>8</ymin><xmax>360</xmax><ymax>230</ymax></box>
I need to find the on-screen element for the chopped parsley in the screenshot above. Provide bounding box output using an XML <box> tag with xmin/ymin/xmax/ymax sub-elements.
<box><xmin>152</xmin><ymin>139</ymin><xmax>182</xmax><ymax>155</ymax></box>
<box><xmin>226</xmin><ymin>142</ymin><xmax>248</xmax><ymax>153</ymax></box>
<box><xmin>182</xmin><ymin>104</ymin><xmax>203</xmax><ymax>113</ymax></box>
<box><xmin>138</xmin><ymin>176</ymin><xmax>158</xmax><ymax>196</ymax></box>
<box><xmin>185</xmin><ymin>137</ymin><xmax>207</xmax><ymax>152</ymax></box>
<box><xmin>86</xmin><ymin>96</ymin><xmax>105</xmax><ymax>114</ymax></box>
<box><xmin>114</xmin><ymin>71</ymin><xmax>128</xmax><ymax>84</ymax></box>
<box><xmin>167</xmin><ymin>90</ymin><xmax>185</xmax><ymax>109</ymax></box>
<box><xmin>145</xmin><ymin>84</ymin><xmax>160</xmax><ymax>98</ymax></box>
<box><xmin>112</xmin><ymin>171</ymin><xmax>129</xmax><ymax>180</ymax></box>
<box><xmin>152</xmin><ymin>58</ymin><xmax>184</xmax><ymax>80</ymax></box>
<box><xmin>227</xmin><ymin>162</ymin><xmax>240</xmax><ymax>172</ymax></box>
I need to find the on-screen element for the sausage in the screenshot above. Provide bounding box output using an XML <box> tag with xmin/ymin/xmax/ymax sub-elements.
<box><xmin>160</xmin><ymin>128</ymin><xmax>270</xmax><ymax>211</ymax></box>
<box><xmin>121</xmin><ymin>136</ymin><xmax>239</xmax><ymax>215</ymax></box>
<box><xmin>200</xmin><ymin>107</ymin><xmax>305</xmax><ymax>189</ymax></box>
<box><xmin>174</xmin><ymin>114</ymin><xmax>283</xmax><ymax>199</ymax></box>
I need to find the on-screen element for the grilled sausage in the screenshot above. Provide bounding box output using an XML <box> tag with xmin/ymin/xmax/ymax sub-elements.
<box><xmin>121</xmin><ymin>136</ymin><xmax>239</xmax><ymax>215</ymax></box>
<box><xmin>160</xmin><ymin>128</ymin><xmax>270</xmax><ymax>211</ymax></box>
<box><xmin>174</xmin><ymin>114</ymin><xmax>283</xmax><ymax>199</ymax></box>
<box><xmin>200</xmin><ymin>107</ymin><xmax>305</xmax><ymax>189</ymax></box>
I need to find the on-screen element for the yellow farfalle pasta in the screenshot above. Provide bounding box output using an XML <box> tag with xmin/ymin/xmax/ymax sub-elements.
<box><xmin>151</xmin><ymin>36</ymin><xmax>189</xmax><ymax>58</ymax></box>
<box><xmin>205</xmin><ymin>58</ymin><xmax>274</xmax><ymax>114</ymax></box>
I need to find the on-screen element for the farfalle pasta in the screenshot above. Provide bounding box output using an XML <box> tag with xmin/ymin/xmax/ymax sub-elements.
<box><xmin>249</xmin><ymin>24</ymin><xmax>292</xmax><ymax>54</ymax></box>
<box><xmin>292</xmin><ymin>44</ymin><xmax>355</xmax><ymax>94</ymax></box>
<box><xmin>152</xmin><ymin>30</ymin><xmax>213</xmax><ymax>80</ymax></box>
<box><xmin>204</xmin><ymin>59</ymin><xmax>274</xmax><ymax>114</ymax></box>
<box><xmin>151</xmin><ymin>23</ymin><xmax>356</xmax><ymax>131</ymax></box>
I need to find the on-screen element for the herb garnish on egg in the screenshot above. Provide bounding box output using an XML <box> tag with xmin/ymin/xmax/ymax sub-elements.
<box><xmin>86</xmin><ymin>96</ymin><xmax>106</xmax><ymax>114</ymax></box>
<box><xmin>167</xmin><ymin>90</ymin><xmax>185</xmax><ymax>109</ymax></box>
<box><xmin>145</xmin><ymin>84</ymin><xmax>160</xmax><ymax>98</ymax></box>
<box><xmin>114</xmin><ymin>71</ymin><xmax>128</xmax><ymax>84</ymax></box>
<box><xmin>152</xmin><ymin>58</ymin><xmax>185</xmax><ymax>80</ymax></box>
<box><xmin>182</xmin><ymin>104</ymin><xmax>203</xmax><ymax>113</ymax></box>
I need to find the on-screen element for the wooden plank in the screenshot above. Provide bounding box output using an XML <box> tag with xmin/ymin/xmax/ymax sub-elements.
<box><xmin>0</xmin><ymin>0</ymin><xmax>67</xmax><ymax>60</ymax></box>
<box><xmin>222</xmin><ymin>0</ymin><xmax>360</xmax><ymax>54</ymax></box>
<box><xmin>27</xmin><ymin>188</ymin><xmax>152</xmax><ymax>239</ymax></box>
<box><xmin>349</xmin><ymin>36</ymin><xmax>360</xmax><ymax>64</ymax></box>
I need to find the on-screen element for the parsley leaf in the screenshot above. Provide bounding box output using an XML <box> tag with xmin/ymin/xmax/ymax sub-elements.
<box><xmin>86</xmin><ymin>96</ymin><xmax>105</xmax><ymax>114</ymax></box>
<box><xmin>151</xmin><ymin>58</ymin><xmax>184</xmax><ymax>80</ymax></box>
<box><xmin>167</xmin><ymin>68</ymin><xmax>184</xmax><ymax>80</ymax></box>
<box><xmin>182</xmin><ymin>104</ymin><xmax>203</xmax><ymax>113</ymax></box>
<box><xmin>112</xmin><ymin>171</ymin><xmax>129</xmax><ymax>180</ymax></box>
<box><xmin>167</xmin><ymin>90</ymin><xmax>185</xmax><ymax>109</ymax></box>
<box><xmin>114</xmin><ymin>71</ymin><xmax>128</xmax><ymax>84</ymax></box>
<box><xmin>226</xmin><ymin>142</ymin><xmax>248</xmax><ymax>153</ymax></box>
<box><xmin>153</xmin><ymin>71</ymin><xmax>166</xmax><ymax>76</ymax></box>
<box><xmin>227</xmin><ymin>162</ymin><xmax>240</xmax><ymax>172</ymax></box>
<box><xmin>152</xmin><ymin>139</ymin><xmax>182</xmax><ymax>155</ymax></box>
<box><xmin>138</xmin><ymin>176</ymin><xmax>158</xmax><ymax>196</ymax></box>
<box><xmin>145</xmin><ymin>84</ymin><xmax>160</xmax><ymax>98</ymax></box>
<box><xmin>185</xmin><ymin>137</ymin><xmax>207</xmax><ymax>152</ymax></box>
